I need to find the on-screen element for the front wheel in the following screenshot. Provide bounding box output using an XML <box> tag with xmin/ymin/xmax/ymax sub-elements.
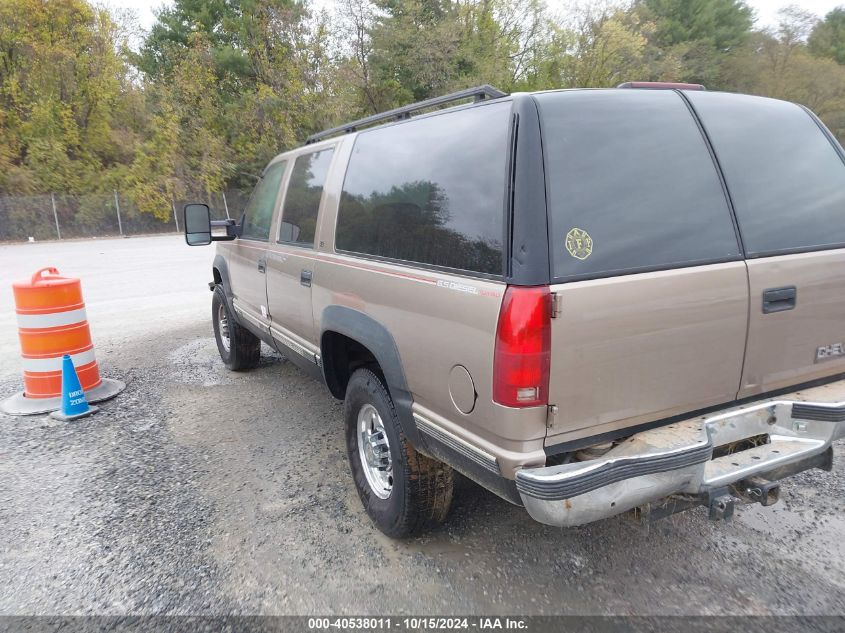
<box><xmin>345</xmin><ymin>368</ymin><xmax>454</xmax><ymax>537</ymax></box>
<box><xmin>211</xmin><ymin>285</ymin><xmax>260</xmax><ymax>371</ymax></box>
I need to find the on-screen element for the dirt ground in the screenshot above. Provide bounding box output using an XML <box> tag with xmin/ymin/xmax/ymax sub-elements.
<box><xmin>1</xmin><ymin>235</ymin><xmax>844</xmax><ymax>615</ymax></box>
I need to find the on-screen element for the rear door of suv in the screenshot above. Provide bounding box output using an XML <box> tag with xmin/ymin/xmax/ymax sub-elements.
<box><xmin>265</xmin><ymin>144</ymin><xmax>335</xmax><ymax>359</ymax></box>
<box><xmin>687</xmin><ymin>91</ymin><xmax>845</xmax><ymax>397</ymax></box>
<box><xmin>535</xmin><ymin>89</ymin><xmax>750</xmax><ymax>446</ymax></box>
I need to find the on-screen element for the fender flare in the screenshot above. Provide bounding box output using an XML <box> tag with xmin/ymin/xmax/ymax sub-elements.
<box><xmin>212</xmin><ymin>254</ymin><xmax>232</xmax><ymax>294</ymax></box>
<box><xmin>320</xmin><ymin>305</ymin><xmax>421</xmax><ymax>447</ymax></box>
<box><xmin>212</xmin><ymin>254</ymin><xmax>237</xmax><ymax>317</ymax></box>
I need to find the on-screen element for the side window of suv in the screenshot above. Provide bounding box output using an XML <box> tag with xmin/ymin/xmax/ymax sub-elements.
<box><xmin>535</xmin><ymin>90</ymin><xmax>741</xmax><ymax>281</ymax></box>
<box><xmin>686</xmin><ymin>91</ymin><xmax>845</xmax><ymax>256</ymax></box>
<box><xmin>335</xmin><ymin>102</ymin><xmax>511</xmax><ymax>276</ymax></box>
<box><xmin>240</xmin><ymin>160</ymin><xmax>286</xmax><ymax>241</ymax></box>
<box><xmin>279</xmin><ymin>148</ymin><xmax>334</xmax><ymax>247</ymax></box>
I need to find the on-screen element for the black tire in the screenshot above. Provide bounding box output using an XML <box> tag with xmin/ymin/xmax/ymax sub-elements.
<box><xmin>345</xmin><ymin>368</ymin><xmax>454</xmax><ymax>537</ymax></box>
<box><xmin>211</xmin><ymin>285</ymin><xmax>260</xmax><ymax>371</ymax></box>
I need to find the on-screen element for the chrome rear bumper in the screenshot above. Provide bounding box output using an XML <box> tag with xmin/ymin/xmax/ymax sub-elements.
<box><xmin>517</xmin><ymin>398</ymin><xmax>845</xmax><ymax>527</ymax></box>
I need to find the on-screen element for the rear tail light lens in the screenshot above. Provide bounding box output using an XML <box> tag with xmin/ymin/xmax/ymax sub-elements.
<box><xmin>493</xmin><ymin>286</ymin><xmax>551</xmax><ymax>408</ymax></box>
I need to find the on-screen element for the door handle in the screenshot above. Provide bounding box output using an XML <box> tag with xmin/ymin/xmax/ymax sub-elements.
<box><xmin>762</xmin><ymin>286</ymin><xmax>797</xmax><ymax>314</ymax></box>
<box><xmin>300</xmin><ymin>269</ymin><xmax>312</xmax><ymax>287</ymax></box>
<box><xmin>257</xmin><ymin>258</ymin><xmax>266</xmax><ymax>274</ymax></box>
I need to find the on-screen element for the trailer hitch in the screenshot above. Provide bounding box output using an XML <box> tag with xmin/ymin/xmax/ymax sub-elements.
<box><xmin>732</xmin><ymin>476</ymin><xmax>780</xmax><ymax>507</ymax></box>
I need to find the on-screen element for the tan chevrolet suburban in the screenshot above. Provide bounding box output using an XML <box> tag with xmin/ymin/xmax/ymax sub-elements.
<box><xmin>183</xmin><ymin>83</ymin><xmax>845</xmax><ymax>537</ymax></box>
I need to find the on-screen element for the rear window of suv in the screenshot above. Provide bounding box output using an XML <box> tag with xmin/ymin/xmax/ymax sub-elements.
<box><xmin>686</xmin><ymin>91</ymin><xmax>845</xmax><ymax>256</ymax></box>
<box><xmin>335</xmin><ymin>101</ymin><xmax>511</xmax><ymax>276</ymax></box>
<box><xmin>535</xmin><ymin>90</ymin><xmax>741</xmax><ymax>281</ymax></box>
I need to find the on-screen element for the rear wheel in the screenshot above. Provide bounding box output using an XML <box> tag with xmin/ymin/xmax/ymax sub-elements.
<box><xmin>345</xmin><ymin>368</ymin><xmax>454</xmax><ymax>537</ymax></box>
<box><xmin>212</xmin><ymin>285</ymin><xmax>260</xmax><ymax>371</ymax></box>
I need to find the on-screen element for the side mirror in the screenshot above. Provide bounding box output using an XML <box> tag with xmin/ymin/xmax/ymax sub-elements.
<box><xmin>184</xmin><ymin>203</ymin><xmax>211</xmax><ymax>246</ymax></box>
<box><xmin>183</xmin><ymin>203</ymin><xmax>239</xmax><ymax>245</ymax></box>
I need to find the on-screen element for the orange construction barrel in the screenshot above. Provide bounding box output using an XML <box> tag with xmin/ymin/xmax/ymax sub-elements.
<box><xmin>13</xmin><ymin>267</ymin><xmax>102</xmax><ymax>399</ymax></box>
<box><xmin>2</xmin><ymin>267</ymin><xmax>124</xmax><ymax>416</ymax></box>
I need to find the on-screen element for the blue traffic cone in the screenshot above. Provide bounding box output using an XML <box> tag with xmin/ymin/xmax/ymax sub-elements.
<box><xmin>50</xmin><ymin>354</ymin><xmax>99</xmax><ymax>421</ymax></box>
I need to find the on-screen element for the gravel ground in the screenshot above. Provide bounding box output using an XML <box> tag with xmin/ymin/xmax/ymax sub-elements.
<box><xmin>1</xmin><ymin>236</ymin><xmax>844</xmax><ymax>616</ymax></box>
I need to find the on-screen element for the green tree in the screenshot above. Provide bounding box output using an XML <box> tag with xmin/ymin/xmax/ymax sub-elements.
<box><xmin>636</xmin><ymin>0</ymin><xmax>753</xmax><ymax>86</ymax></box>
<box><xmin>6</xmin><ymin>0</ymin><xmax>845</xmax><ymax>215</ymax></box>
<box><xmin>0</xmin><ymin>0</ymin><xmax>134</xmax><ymax>194</ymax></box>
<box><xmin>343</xmin><ymin>0</ymin><xmax>547</xmax><ymax>113</ymax></box>
<box><xmin>809</xmin><ymin>7</ymin><xmax>845</xmax><ymax>65</ymax></box>
<box><xmin>136</xmin><ymin>0</ymin><xmax>337</xmax><ymax>190</ymax></box>
<box><xmin>565</xmin><ymin>7</ymin><xmax>650</xmax><ymax>88</ymax></box>
<box><xmin>129</xmin><ymin>34</ymin><xmax>228</xmax><ymax>219</ymax></box>
<box><xmin>367</xmin><ymin>0</ymin><xmax>465</xmax><ymax>106</ymax></box>
<box><xmin>138</xmin><ymin>0</ymin><xmax>276</xmax><ymax>81</ymax></box>
<box><xmin>721</xmin><ymin>7</ymin><xmax>845</xmax><ymax>143</ymax></box>
<box><xmin>640</xmin><ymin>0</ymin><xmax>752</xmax><ymax>50</ymax></box>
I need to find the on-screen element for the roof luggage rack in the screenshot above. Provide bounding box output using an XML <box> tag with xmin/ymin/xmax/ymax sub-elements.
<box><xmin>306</xmin><ymin>84</ymin><xmax>507</xmax><ymax>144</ymax></box>
<box><xmin>617</xmin><ymin>81</ymin><xmax>706</xmax><ymax>91</ymax></box>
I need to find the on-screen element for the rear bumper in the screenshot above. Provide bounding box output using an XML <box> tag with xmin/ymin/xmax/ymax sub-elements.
<box><xmin>516</xmin><ymin>399</ymin><xmax>845</xmax><ymax>527</ymax></box>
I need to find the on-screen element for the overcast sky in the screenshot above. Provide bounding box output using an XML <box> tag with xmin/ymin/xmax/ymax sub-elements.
<box><xmin>106</xmin><ymin>0</ymin><xmax>845</xmax><ymax>34</ymax></box>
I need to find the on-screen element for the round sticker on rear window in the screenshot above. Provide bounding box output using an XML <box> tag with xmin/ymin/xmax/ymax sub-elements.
<box><xmin>565</xmin><ymin>228</ymin><xmax>593</xmax><ymax>260</ymax></box>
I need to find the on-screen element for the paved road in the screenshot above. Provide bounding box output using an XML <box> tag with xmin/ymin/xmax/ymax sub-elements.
<box><xmin>1</xmin><ymin>235</ymin><xmax>844</xmax><ymax>615</ymax></box>
<box><xmin>0</xmin><ymin>235</ymin><xmax>214</xmax><ymax>379</ymax></box>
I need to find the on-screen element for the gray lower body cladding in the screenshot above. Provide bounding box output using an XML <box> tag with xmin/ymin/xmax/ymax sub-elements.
<box><xmin>414</xmin><ymin>414</ymin><xmax>522</xmax><ymax>506</ymax></box>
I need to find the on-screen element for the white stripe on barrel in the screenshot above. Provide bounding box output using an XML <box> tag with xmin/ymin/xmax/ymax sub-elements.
<box><xmin>20</xmin><ymin>347</ymin><xmax>97</xmax><ymax>373</ymax></box>
<box><xmin>16</xmin><ymin>307</ymin><xmax>88</xmax><ymax>329</ymax></box>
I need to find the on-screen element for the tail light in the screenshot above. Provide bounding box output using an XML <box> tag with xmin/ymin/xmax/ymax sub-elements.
<box><xmin>493</xmin><ymin>286</ymin><xmax>551</xmax><ymax>408</ymax></box>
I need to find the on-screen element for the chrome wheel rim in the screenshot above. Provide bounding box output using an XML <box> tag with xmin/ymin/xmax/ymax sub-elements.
<box><xmin>357</xmin><ymin>403</ymin><xmax>393</xmax><ymax>499</ymax></box>
<box><xmin>217</xmin><ymin>303</ymin><xmax>231</xmax><ymax>353</ymax></box>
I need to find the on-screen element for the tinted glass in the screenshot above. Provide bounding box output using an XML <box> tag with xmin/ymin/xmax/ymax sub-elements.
<box><xmin>240</xmin><ymin>161</ymin><xmax>286</xmax><ymax>241</ymax></box>
<box><xmin>336</xmin><ymin>102</ymin><xmax>511</xmax><ymax>275</ymax></box>
<box><xmin>280</xmin><ymin>149</ymin><xmax>334</xmax><ymax>247</ymax></box>
<box><xmin>184</xmin><ymin>203</ymin><xmax>210</xmax><ymax>235</ymax></box>
<box><xmin>687</xmin><ymin>91</ymin><xmax>845</xmax><ymax>255</ymax></box>
<box><xmin>536</xmin><ymin>90</ymin><xmax>740</xmax><ymax>280</ymax></box>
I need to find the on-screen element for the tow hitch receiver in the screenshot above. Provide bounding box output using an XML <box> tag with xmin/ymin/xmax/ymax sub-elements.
<box><xmin>732</xmin><ymin>476</ymin><xmax>780</xmax><ymax>507</ymax></box>
<box><xmin>639</xmin><ymin>479</ymin><xmax>776</xmax><ymax>525</ymax></box>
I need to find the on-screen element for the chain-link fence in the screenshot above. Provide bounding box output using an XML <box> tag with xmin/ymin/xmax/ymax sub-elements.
<box><xmin>0</xmin><ymin>190</ymin><xmax>251</xmax><ymax>242</ymax></box>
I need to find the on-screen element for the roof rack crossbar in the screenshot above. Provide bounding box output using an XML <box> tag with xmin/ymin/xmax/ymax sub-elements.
<box><xmin>305</xmin><ymin>84</ymin><xmax>507</xmax><ymax>144</ymax></box>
